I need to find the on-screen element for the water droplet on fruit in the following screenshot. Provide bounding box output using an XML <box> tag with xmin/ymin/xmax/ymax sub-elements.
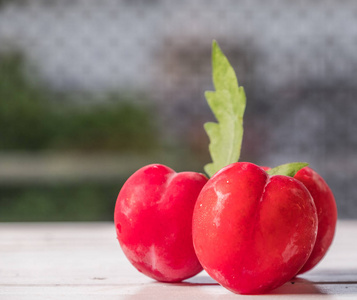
<box><xmin>117</xmin><ymin>223</ymin><xmax>122</xmax><ymax>233</ymax></box>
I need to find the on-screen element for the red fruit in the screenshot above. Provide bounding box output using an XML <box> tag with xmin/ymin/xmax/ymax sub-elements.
<box><xmin>192</xmin><ymin>162</ymin><xmax>318</xmax><ymax>294</ymax></box>
<box><xmin>294</xmin><ymin>167</ymin><xmax>337</xmax><ymax>274</ymax></box>
<box><xmin>114</xmin><ymin>164</ymin><xmax>208</xmax><ymax>282</ymax></box>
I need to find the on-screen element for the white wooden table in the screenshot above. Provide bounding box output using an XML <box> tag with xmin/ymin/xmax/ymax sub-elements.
<box><xmin>0</xmin><ymin>221</ymin><xmax>356</xmax><ymax>299</ymax></box>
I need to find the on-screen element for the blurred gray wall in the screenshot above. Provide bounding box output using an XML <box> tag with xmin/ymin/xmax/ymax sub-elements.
<box><xmin>0</xmin><ymin>0</ymin><xmax>356</xmax><ymax>217</ymax></box>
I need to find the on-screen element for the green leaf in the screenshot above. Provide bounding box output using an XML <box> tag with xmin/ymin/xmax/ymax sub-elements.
<box><xmin>204</xmin><ymin>41</ymin><xmax>246</xmax><ymax>177</ymax></box>
<box><xmin>266</xmin><ymin>162</ymin><xmax>309</xmax><ymax>177</ymax></box>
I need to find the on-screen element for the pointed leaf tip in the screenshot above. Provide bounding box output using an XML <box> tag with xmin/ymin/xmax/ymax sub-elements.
<box><xmin>204</xmin><ymin>41</ymin><xmax>246</xmax><ymax>177</ymax></box>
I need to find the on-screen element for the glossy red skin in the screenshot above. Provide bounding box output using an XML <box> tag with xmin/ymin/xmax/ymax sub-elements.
<box><xmin>262</xmin><ymin>166</ymin><xmax>338</xmax><ymax>274</ymax></box>
<box><xmin>294</xmin><ymin>167</ymin><xmax>337</xmax><ymax>274</ymax></box>
<box><xmin>192</xmin><ymin>162</ymin><xmax>318</xmax><ymax>294</ymax></box>
<box><xmin>114</xmin><ymin>164</ymin><xmax>208</xmax><ymax>282</ymax></box>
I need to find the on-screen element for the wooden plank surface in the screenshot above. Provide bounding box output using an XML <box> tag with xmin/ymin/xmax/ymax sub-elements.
<box><xmin>0</xmin><ymin>221</ymin><xmax>356</xmax><ymax>299</ymax></box>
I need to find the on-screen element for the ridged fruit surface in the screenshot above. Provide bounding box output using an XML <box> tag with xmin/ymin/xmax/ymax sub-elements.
<box><xmin>193</xmin><ymin>162</ymin><xmax>318</xmax><ymax>294</ymax></box>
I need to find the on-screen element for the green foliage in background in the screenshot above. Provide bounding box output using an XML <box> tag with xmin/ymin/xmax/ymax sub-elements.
<box><xmin>0</xmin><ymin>52</ymin><xmax>159</xmax><ymax>153</ymax></box>
<box><xmin>0</xmin><ymin>53</ymin><xmax>54</xmax><ymax>150</ymax></box>
<box><xmin>0</xmin><ymin>52</ymin><xmax>160</xmax><ymax>221</ymax></box>
<box><xmin>0</xmin><ymin>182</ymin><xmax>123</xmax><ymax>221</ymax></box>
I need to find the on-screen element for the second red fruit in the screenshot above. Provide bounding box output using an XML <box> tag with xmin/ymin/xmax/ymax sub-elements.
<box><xmin>294</xmin><ymin>167</ymin><xmax>337</xmax><ymax>274</ymax></box>
<box><xmin>192</xmin><ymin>162</ymin><xmax>318</xmax><ymax>294</ymax></box>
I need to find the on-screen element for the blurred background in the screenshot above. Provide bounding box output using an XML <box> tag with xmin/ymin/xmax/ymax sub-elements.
<box><xmin>0</xmin><ymin>0</ymin><xmax>355</xmax><ymax>221</ymax></box>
